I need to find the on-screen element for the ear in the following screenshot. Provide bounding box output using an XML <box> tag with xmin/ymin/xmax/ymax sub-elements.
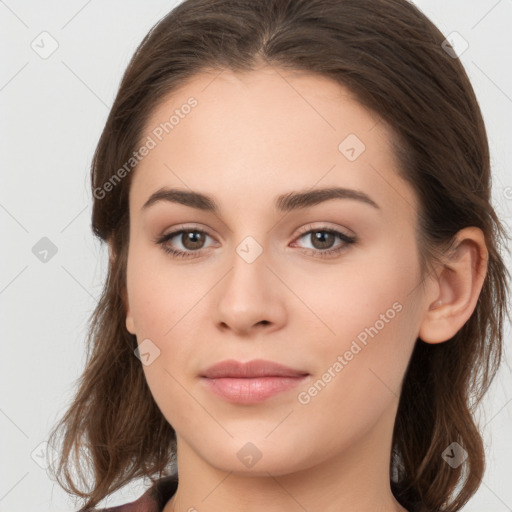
<box><xmin>418</xmin><ymin>227</ymin><xmax>488</xmax><ymax>344</ymax></box>
<box><xmin>107</xmin><ymin>236</ymin><xmax>136</xmax><ymax>335</ymax></box>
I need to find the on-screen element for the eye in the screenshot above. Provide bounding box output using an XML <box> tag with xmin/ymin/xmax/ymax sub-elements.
<box><xmin>154</xmin><ymin>224</ymin><xmax>356</xmax><ymax>259</ymax></box>
<box><xmin>291</xmin><ymin>225</ymin><xmax>356</xmax><ymax>258</ymax></box>
<box><xmin>154</xmin><ymin>227</ymin><xmax>216</xmax><ymax>259</ymax></box>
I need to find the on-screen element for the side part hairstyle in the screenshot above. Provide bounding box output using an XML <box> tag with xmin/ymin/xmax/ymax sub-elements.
<box><xmin>46</xmin><ymin>1</ymin><xmax>510</xmax><ymax>511</ymax></box>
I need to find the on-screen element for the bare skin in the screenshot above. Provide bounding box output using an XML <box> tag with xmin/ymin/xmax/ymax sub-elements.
<box><xmin>114</xmin><ymin>64</ymin><xmax>488</xmax><ymax>512</ymax></box>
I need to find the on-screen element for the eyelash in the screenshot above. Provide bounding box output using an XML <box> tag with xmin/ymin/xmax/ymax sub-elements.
<box><xmin>154</xmin><ymin>225</ymin><xmax>356</xmax><ymax>260</ymax></box>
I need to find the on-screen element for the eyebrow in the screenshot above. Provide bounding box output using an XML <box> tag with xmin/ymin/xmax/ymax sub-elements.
<box><xmin>141</xmin><ymin>186</ymin><xmax>380</xmax><ymax>213</ymax></box>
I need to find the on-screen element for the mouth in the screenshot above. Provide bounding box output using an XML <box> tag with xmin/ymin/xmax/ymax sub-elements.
<box><xmin>199</xmin><ymin>359</ymin><xmax>310</xmax><ymax>404</ymax></box>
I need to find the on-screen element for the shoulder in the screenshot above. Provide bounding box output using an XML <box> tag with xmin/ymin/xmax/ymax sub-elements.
<box><xmin>91</xmin><ymin>475</ymin><xmax>178</xmax><ymax>512</ymax></box>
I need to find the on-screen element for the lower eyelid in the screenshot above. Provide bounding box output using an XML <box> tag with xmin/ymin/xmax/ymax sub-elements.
<box><xmin>157</xmin><ymin>227</ymin><xmax>355</xmax><ymax>257</ymax></box>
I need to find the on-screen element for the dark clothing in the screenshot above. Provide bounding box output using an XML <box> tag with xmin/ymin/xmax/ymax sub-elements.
<box><xmin>95</xmin><ymin>476</ymin><xmax>178</xmax><ymax>512</ymax></box>
<box><xmin>93</xmin><ymin>475</ymin><xmax>430</xmax><ymax>512</ymax></box>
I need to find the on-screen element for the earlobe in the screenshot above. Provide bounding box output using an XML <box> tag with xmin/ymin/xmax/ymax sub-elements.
<box><xmin>121</xmin><ymin>274</ymin><xmax>136</xmax><ymax>335</ymax></box>
<box><xmin>418</xmin><ymin>227</ymin><xmax>488</xmax><ymax>344</ymax></box>
<box><xmin>125</xmin><ymin>305</ymin><xmax>136</xmax><ymax>335</ymax></box>
<box><xmin>120</xmin><ymin>286</ymin><xmax>135</xmax><ymax>334</ymax></box>
<box><xmin>108</xmin><ymin>236</ymin><xmax>136</xmax><ymax>335</ymax></box>
<box><xmin>107</xmin><ymin>235</ymin><xmax>117</xmax><ymax>267</ymax></box>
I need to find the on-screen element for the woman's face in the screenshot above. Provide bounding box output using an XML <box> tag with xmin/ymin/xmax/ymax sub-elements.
<box><xmin>123</xmin><ymin>66</ymin><xmax>429</xmax><ymax>476</ymax></box>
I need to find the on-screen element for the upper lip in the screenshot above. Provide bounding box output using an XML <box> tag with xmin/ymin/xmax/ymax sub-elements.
<box><xmin>200</xmin><ymin>359</ymin><xmax>309</xmax><ymax>378</ymax></box>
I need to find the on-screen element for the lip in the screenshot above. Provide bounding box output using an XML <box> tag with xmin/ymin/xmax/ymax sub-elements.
<box><xmin>199</xmin><ymin>359</ymin><xmax>309</xmax><ymax>404</ymax></box>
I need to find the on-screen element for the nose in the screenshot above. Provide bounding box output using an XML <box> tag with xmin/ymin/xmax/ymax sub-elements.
<box><xmin>213</xmin><ymin>241</ymin><xmax>287</xmax><ymax>336</ymax></box>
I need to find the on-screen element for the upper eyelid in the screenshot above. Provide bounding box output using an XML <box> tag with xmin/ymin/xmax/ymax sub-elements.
<box><xmin>295</xmin><ymin>222</ymin><xmax>354</xmax><ymax>238</ymax></box>
<box><xmin>162</xmin><ymin>222</ymin><xmax>353</xmax><ymax>236</ymax></box>
<box><xmin>162</xmin><ymin>223</ymin><xmax>355</xmax><ymax>246</ymax></box>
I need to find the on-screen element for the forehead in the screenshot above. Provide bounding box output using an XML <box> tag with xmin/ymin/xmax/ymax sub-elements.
<box><xmin>141</xmin><ymin>65</ymin><xmax>383</xmax><ymax>150</ymax></box>
<box><xmin>129</xmin><ymin>66</ymin><xmax>414</xmax><ymax>218</ymax></box>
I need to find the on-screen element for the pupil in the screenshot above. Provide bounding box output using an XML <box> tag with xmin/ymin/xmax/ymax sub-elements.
<box><xmin>313</xmin><ymin>231</ymin><xmax>334</xmax><ymax>249</ymax></box>
<box><xmin>183</xmin><ymin>231</ymin><xmax>204</xmax><ymax>249</ymax></box>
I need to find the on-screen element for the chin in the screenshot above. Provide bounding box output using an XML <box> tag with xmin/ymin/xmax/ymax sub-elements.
<box><xmin>188</xmin><ymin>435</ymin><xmax>318</xmax><ymax>476</ymax></box>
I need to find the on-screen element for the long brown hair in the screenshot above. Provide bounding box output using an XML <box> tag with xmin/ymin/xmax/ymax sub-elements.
<box><xmin>46</xmin><ymin>1</ymin><xmax>510</xmax><ymax>511</ymax></box>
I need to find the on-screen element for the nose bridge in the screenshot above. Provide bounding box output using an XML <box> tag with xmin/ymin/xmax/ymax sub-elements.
<box><xmin>235</xmin><ymin>233</ymin><xmax>266</xmax><ymax>266</ymax></box>
<box><xmin>213</xmin><ymin>230</ymin><xmax>284</xmax><ymax>333</ymax></box>
<box><xmin>224</xmin><ymin>232</ymin><xmax>270</xmax><ymax>302</ymax></box>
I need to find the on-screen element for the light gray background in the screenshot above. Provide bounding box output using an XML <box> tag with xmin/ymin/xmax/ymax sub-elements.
<box><xmin>1</xmin><ymin>1</ymin><xmax>511</xmax><ymax>511</ymax></box>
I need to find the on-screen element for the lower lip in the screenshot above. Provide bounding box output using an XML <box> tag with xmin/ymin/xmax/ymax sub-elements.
<box><xmin>201</xmin><ymin>376</ymin><xmax>308</xmax><ymax>404</ymax></box>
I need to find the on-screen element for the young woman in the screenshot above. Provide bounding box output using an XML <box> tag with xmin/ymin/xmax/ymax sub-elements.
<box><xmin>47</xmin><ymin>1</ymin><xmax>510</xmax><ymax>511</ymax></box>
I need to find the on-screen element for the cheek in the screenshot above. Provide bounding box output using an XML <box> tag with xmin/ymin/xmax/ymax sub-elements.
<box><xmin>291</xmin><ymin>240</ymin><xmax>420</xmax><ymax>352</ymax></box>
<box><xmin>293</xmin><ymin>293</ymin><xmax>419</xmax><ymax>454</ymax></box>
<box><xmin>125</xmin><ymin>245</ymin><xmax>206</xmax><ymax>415</ymax></box>
<box><xmin>293</xmin><ymin>242</ymin><xmax>422</xmax><ymax>408</ymax></box>
<box><xmin>126</xmin><ymin>241</ymin><xmax>198</xmax><ymax>338</ymax></box>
